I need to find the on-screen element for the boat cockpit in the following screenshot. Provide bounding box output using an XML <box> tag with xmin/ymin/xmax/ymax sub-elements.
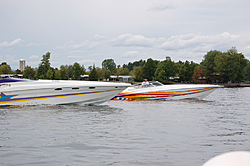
<box><xmin>132</xmin><ymin>81</ymin><xmax>163</xmax><ymax>88</ymax></box>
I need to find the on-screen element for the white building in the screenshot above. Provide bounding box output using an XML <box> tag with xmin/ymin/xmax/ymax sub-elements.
<box><xmin>19</xmin><ymin>59</ymin><xmax>26</xmax><ymax>72</ymax></box>
<box><xmin>80</xmin><ymin>75</ymin><xmax>89</xmax><ymax>80</ymax></box>
<box><xmin>118</xmin><ymin>76</ymin><xmax>133</xmax><ymax>82</ymax></box>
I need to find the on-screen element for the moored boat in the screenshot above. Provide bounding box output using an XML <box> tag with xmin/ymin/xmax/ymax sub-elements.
<box><xmin>112</xmin><ymin>81</ymin><xmax>221</xmax><ymax>100</ymax></box>
<box><xmin>0</xmin><ymin>78</ymin><xmax>130</xmax><ymax>106</ymax></box>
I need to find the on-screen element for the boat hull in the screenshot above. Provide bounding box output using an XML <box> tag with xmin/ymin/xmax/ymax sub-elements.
<box><xmin>113</xmin><ymin>84</ymin><xmax>220</xmax><ymax>101</ymax></box>
<box><xmin>0</xmin><ymin>79</ymin><xmax>130</xmax><ymax>106</ymax></box>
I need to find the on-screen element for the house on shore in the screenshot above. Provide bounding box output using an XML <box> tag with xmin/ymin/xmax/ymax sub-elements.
<box><xmin>80</xmin><ymin>75</ymin><xmax>133</xmax><ymax>82</ymax></box>
<box><xmin>109</xmin><ymin>75</ymin><xmax>133</xmax><ymax>82</ymax></box>
<box><xmin>195</xmin><ymin>73</ymin><xmax>222</xmax><ymax>84</ymax></box>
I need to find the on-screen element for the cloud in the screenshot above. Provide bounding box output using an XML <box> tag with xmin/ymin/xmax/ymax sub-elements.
<box><xmin>79</xmin><ymin>59</ymin><xmax>96</xmax><ymax>63</ymax></box>
<box><xmin>50</xmin><ymin>61</ymin><xmax>61</xmax><ymax>66</ymax></box>
<box><xmin>55</xmin><ymin>44</ymin><xmax>67</xmax><ymax>50</ymax></box>
<box><xmin>88</xmin><ymin>42</ymin><xmax>100</xmax><ymax>50</ymax></box>
<box><xmin>55</xmin><ymin>35</ymin><xmax>105</xmax><ymax>51</ymax></box>
<box><xmin>68</xmin><ymin>50</ymin><xmax>82</xmax><ymax>54</ymax></box>
<box><xmin>109</xmin><ymin>32</ymin><xmax>247</xmax><ymax>63</ymax></box>
<box><xmin>70</xmin><ymin>41</ymin><xmax>89</xmax><ymax>49</ymax></box>
<box><xmin>67</xmin><ymin>55</ymin><xmax>82</xmax><ymax>58</ymax></box>
<box><xmin>110</xmin><ymin>32</ymin><xmax>242</xmax><ymax>53</ymax></box>
<box><xmin>147</xmin><ymin>2</ymin><xmax>174</xmax><ymax>11</ymax></box>
<box><xmin>27</xmin><ymin>42</ymin><xmax>47</xmax><ymax>46</ymax></box>
<box><xmin>110</xmin><ymin>33</ymin><xmax>158</xmax><ymax>47</ymax></box>
<box><xmin>27</xmin><ymin>61</ymin><xmax>40</xmax><ymax>66</ymax></box>
<box><xmin>122</xmin><ymin>51</ymin><xmax>139</xmax><ymax>58</ymax></box>
<box><xmin>91</xmin><ymin>34</ymin><xmax>105</xmax><ymax>41</ymax></box>
<box><xmin>0</xmin><ymin>38</ymin><xmax>23</xmax><ymax>48</ymax></box>
<box><xmin>0</xmin><ymin>54</ymin><xmax>15</xmax><ymax>63</ymax></box>
<box><xmin>63</xmin><ymin>40</ymin><xmax>101</xmax><ymax>50</ymax></box>
<box><xmin>159</xmin><ymin>32</ymin><xmax>240</xmax><ymax>52</ymax></box>
<box><xmin>79</xmin><ymin>59</ymin><xmax>97</xmax><ymax>66</ymax></box>
<box><xmin>28</xmin><ymin>55</ymin><xmax>39</xmax><ymax>59</ymax></box>
<box><xmin>109</xmin><ymin>32</ymin><xmax>246</xmax><ymax>62</ymax></box>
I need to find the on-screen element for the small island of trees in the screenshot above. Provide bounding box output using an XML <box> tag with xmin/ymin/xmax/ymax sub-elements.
<box><xmin>1</xmin><ymin>47</ymin><xmax>250</xmax><ymax>84</ymax></box>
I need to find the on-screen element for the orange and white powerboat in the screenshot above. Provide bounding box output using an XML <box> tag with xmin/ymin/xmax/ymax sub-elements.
<box><xmin>113</xmin><ymin>81</ymin><xmax>221</xmax><ymax>100</ymax></box>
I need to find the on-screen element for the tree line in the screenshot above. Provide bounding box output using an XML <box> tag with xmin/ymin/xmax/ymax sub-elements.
<box><xmin>1</xmin><ymin>47</ymin><xmax>250</xmax><ymax>83</ymax></box>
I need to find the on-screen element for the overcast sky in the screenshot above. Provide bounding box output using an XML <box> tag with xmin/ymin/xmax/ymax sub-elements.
<box><xmin>1</xmin><ymin>0</ymin><xmax>250</xmax><ymax>70</ymax></box>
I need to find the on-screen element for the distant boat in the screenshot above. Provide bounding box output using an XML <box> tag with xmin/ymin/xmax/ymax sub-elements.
<box><xmin>112</xmin><ymin>81</ymin><xmax>221</xmax><ymax>100</ymax></box>
<box><xmin>0</xmin><ymin>78</ymin><xmax>130</xmax><ymax>106</ymax></box>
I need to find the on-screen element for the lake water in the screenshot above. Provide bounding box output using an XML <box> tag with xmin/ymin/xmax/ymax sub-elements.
<box><xmin>1</xmin><ymin>87</ymin><xmax>250</xmax><ymax>166</ymax></box>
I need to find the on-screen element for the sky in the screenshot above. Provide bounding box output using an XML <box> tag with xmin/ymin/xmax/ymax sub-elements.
<box><xmin>1</xmin><ymin>0</ymin><xmax>250</xmax><ymax>70</ymax></box>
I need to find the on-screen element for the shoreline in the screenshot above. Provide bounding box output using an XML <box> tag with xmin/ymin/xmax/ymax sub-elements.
<box><xmin>223</xmin><ymin>84</ymin><xmax>250</xmax><ymax>87</ymax></box>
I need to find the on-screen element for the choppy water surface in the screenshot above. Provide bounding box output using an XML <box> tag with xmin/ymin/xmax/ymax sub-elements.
<box><xmin>1</xmin><ymin>87</ymin><xmax>250</xmax><ymax>166</ymax></box>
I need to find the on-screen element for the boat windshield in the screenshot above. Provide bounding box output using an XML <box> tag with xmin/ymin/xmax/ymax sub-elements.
<box><xmin>132</xmin><ymin>81</ymin><xmax>163</xmax><ymax>88</ymax></box>
<box><xmin>150</xmin><ymin>81</ymin><xmax>163</xmax><ymax>86</ymax></box>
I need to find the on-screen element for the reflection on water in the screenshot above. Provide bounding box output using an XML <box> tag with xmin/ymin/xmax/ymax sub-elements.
<box><xmin>1</xmin><ymin>87</ymin><xmax>250</xmax><ymax>166</ymax></box>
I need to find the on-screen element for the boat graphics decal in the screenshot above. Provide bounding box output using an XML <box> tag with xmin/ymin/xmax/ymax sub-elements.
<box><xmin>112</xmin><ymin>87</ymin><xmax>215</xmax><ymax>100</ymax></box>
<box><xmin>0</xmin><ymin>92</ymin><xmax>18</xmax><ymax>100</ymax></box>
<box><xmin>0</xmin><ymin>89</ymin><xmax>117</xmax><ymax>104</ymax></box>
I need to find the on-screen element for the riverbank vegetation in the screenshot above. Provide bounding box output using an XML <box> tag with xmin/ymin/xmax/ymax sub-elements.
<box><xmin>1</xmin><ymin>47</ymin><xmax>249</xmax><ymax>83</ymax></box>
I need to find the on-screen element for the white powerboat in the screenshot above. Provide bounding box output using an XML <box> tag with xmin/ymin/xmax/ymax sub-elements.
<box><xmin>0</xmin><ymin>78</ymin><xmax>130</xmax><ymax>106</ymax></box>
<box><xmin>113</xmin><ymin>81</ymin><xmax>221</xmax><ymax>100</ymax></box>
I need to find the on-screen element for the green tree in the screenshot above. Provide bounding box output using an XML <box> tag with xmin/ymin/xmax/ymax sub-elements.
<box><xmin>244</xmin><ymin>60</ymin><xmax>250</xmax><ymax>81</ymax></box>
<box><xmin>101</xmin><ymin>67</ymin><xmax>111</xmax><ymax>80</ymax></box>
<box><xmin>179</xmin><ymin>60</ymin><xmax>197</xmax><ymax>82</ymax></box>
<box><xmin>123</xmin><ymin>59</ymin><xmax>146</xmax><ymax>71</ymax></box>
<box><xmin>142</xmin><ymin>58</ymin><xmax>157</xmax><ymax>81</ymax></box>
<box><xmin>154</xmin><ymin>57</ymin><xmax>176</xmax><ymax>81</ymax></box>
<box><xmin>37</xmin><ymin>65</ymin><xmax>46</xmax><ymax>79</ymax></box>
<box><xmin>116</xmin><ymin>67</ymin><xmax>130</xmax><ymax>76</ymax></box>
<box><xmin>134</xmin><ymin>67</ymin><xmax>143</xmax><ymax>82</ymax></box>
<box><xmin>37</xmin><ymin>52</ymin><xmax>51</xmax><ymax>78</ymax></box>
<box><xmin>39</xmin><ymin>74</ymin><xmax>45</xmax><ymax>79</ymax></box>
<box><xmin>81</xmin><ymin>65</ymin><xmax>86</xmax><ymax>75</ymax></box>
<box><xmin>215</xmin><ymin>47</ymin><xmax>247</xmax><ymax>83</ymax></box>
<box><xmin>102</xmin><ymin>59</ymin><xmax>116</xmax><ymax>74</ymax></box>
<box><xmin>14</xmin><ymin>69</ymin><xmax>22</xmax><ymax>74</ymax></box>
<box><xmin>72</xmin><ymin>62</ymin><xmax>82</xmax><ymax>80</ymax></box>
<box><xmin>23</xmin><ymin>66</ymin><xmax>36</xmax><ymax>79</ymax></box>
<box><xmin>42</xmin><ymin>52</ymin><xmax>51</xmax><ymax>71</ymax></box>
<box><xmin>154</xmin><ymin>68</ymin><xmax>166</xmax><ymax>82</ymax></box>
<box><xmin>46</xmin><ymin>69</ymin><xmax>53</xmax><ymax>80</ymax></box>
<box><xmin>190</xmin><ymin>61</ymin><xmax>198</xmax><ymax>79</ymax></box>
<box><xmin>60</xmin><ymin>65</ymin><xmax>68</xmax><ymax>80</ymax></box>
<box><xmin>54</xmin><ymin>69</ymin><xmax>61</xmax><ymax>80</ymax></box>
<box><xmin>192</xmin><ymin>66</ymin><xmax>203</xmax><ymax>83</ymax></box>
<box><xmin>175</xmin><ymin>60</ymin><xmax>184</xmax><ymax>72</ymax></box>
<box><xmin>200</xmin><ymin>50</ymin><xmax>221</xmax><ymax>81</ymax></box>
<box><xmin>66</xmin><ymin>65</ymin><xmax>73</xmax><ymax>79</ymax></box>
<box><xmin>88</xmin><ymin>66</ymin><xmax>92</xmax><ymax>71</ymax></box>
<box><xmin>89</xmin><ymin>65</ymin><xmax>98</xmax><ymax>81</ymax></box>
<box><xmin>0</xmin><ymin>62</ymin><xmax>12</xmax><ymax>74</ymax></box>
<box><xmin>96</xmin><ymin>67</ymin><xmax>102</xmax><ymax>80</ymax></box>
